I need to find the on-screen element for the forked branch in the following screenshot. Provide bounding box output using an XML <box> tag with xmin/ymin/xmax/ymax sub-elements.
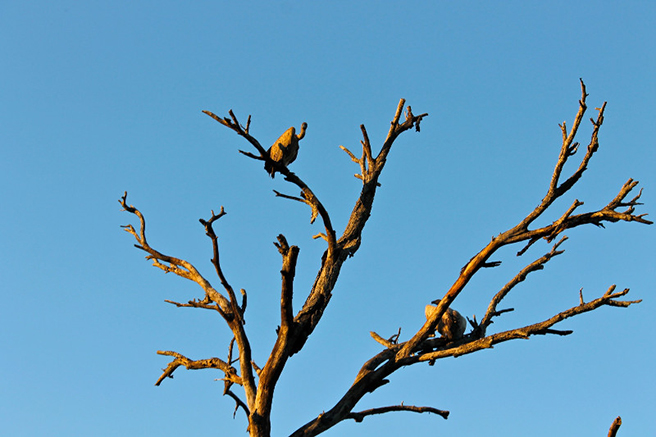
<box><xmin>119</xmin><ymin>192</ymin><xmax>231</xmax><ymax>314</ymax></box>
<box><xmin>416</xmin><ymin>286</ymin><xmax>640</xmax><ymax>363</ymax></box>
<box><xmin>398</xmin><ymin>80</ymin><xmax>649</xmax><ymax>360</ymax></box>
<box><xmin>290</xmin><ymin>83</ymin><xmax>648</xmax><ymax>437</ymax></box>
<box><xmin>291</xmin><ymin>285</ymin><xmax>640</xmax><ymax>437</ymax></box>
<box><xmin>155</xmin><ymin>350</ymin><xmax>240</xmax><ymax>387</ymax></box>
<box><xmin>120</xmin><ymin>192</ymin><xmax>257</xmax><ymax>411</ymax></box>
<box><xmin>204</xmin><ymin>109</ymin><xmax>338</xmax><ymax>257</ymax></box>
<box><xmin>479</xmin><ymin>236</ymin><xmax>568</xmax><ymax>333</ymax></box>
<box><xmin>201</xmin><ymin>100</ymin><xmax>427</xmax><ymax>436</ymax></box>
<box><xmin>125</xmin><ymin>84</ymin><xmax>646</xmax><ymax>436</ymax></box>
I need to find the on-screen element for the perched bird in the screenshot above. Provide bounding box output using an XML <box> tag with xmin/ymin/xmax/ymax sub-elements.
<box><xmin>425</xmin><ymin>299</ymin><xmax>467</xmax><ymax>340</ymax></box>
<box><xmin>265</xmin><ymin>122</ymin><xmax>308</xmax><ymax>178</ymax></box>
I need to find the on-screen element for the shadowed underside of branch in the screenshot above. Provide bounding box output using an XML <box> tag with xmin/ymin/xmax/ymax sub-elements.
<box><xmin>287</xmin><ymin>81</ymin><xmax>649</xmax><ymax>437</ymax></box>
<box><xmin>122</xmin><ymin>100</ymin><xmax>427</xmax><ymax>436</ymax></box>
<box><xmin>121</xmin><ymin>82</ymin><xmax>649</xmax><ymax>437</ymax></box>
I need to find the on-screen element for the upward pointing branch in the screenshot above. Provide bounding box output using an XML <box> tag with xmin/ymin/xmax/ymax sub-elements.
<box><xmin>204</xmin><ymin>109</ymin><xmax>338</xmax><ymax>259</ymax></box>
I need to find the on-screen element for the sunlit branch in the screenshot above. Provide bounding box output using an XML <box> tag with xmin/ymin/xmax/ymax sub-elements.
<box><xmin>479</xmin><ymin>236</ymin><xmax>567</xmax><ymax>333</ymax></box>
<box><xmin>155</xmin><ymin>350</ymin><xmax>241</xmax><ymax>387</ymax></box>
<box><xmin>120</xmin><ymin>192</ymin><xmax>231</xmax><ymax>314</ymax></box>
<box><xmin>347</xmin><ymin>404</ymin><xmax>449</xmax><ymax>422</ymax></box>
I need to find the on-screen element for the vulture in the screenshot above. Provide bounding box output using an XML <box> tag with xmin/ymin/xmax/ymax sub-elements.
<box><xmin>425</xmin><ymin>299</ymin><xmax>467</xmax><ymax>340</ymax></box>
<box><xmin>265</xmin><ymin>122</ymin><xmax>308</xmax><ymax>178</ymax></box>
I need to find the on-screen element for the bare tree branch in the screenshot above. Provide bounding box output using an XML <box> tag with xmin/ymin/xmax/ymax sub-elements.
<box><xmin>164</xmin><ymin>296</ymin><xmax>222</xmax><ymax>312</ymax></box>
<box><xmin>155</xmin><ymin>350</ymin><xmax>240</xmax><ymax>387</ymax></box>
<box><xmin>291</xmin><ymin>284</ymin><xmax>639</xmax><ymax>437</ymax></box>
<box><xmin>479</xmin><ymin>236</ymin><xmax>567</xmax><ymax>333</ymax></box>
<box><xmin>608</xmin><ymin>416</ymin><xmax>622</xmax><ymax>437</ymax></box>
<box><xmin>120</xmin><ymin>192</ymin><xmax>258</xmax><ymax>410</ymax></box>
<box><xmin>370</xmin><ymin>331</ymin><xmax>394</xmax><ymax>348</ymax></box>
<box><xmin>225</xmin><ymin>388</ymin><xmax>250</xmax><ymax>418</ymax></box>
<box><xmin>198</xmin><ymin>207</ymin><xmax>257</xmax><ymax>406</ymax></box>
<box><xmin>417</xmin><ymin>286</ymin><xmax>640</xmax><ymax>362</ymax></box>
<box><xmin>347</xmin><ymin>404</ymin><xmax>450</xmax><ymax>422</ymax></box>
<box><xmin>201</xmin><ymin>100</ymin><xmax>427</xmax><ymax>436</ymax></box>
<box><xmin>125</xmin><ymin>83</ymin><xmax>647</xmax><ymax>436</ymax></box>
<box><xmin>204</xmin><ymin>110</ymin><xmax>338</xmax><ymax>255</ymax></box>
<box><xmin>274</xmin><ymin>234</ymin><xmax>299</xmax><ymax>333</ymax></box>
<box><xmin>120</xmin><ymin>192</ymin><xmax>232</xmax><ymax>315</ymax></box>
<box><xmin>396</xmin><ymin>81</ymin><xmax>648</xmax><ymax>361</ymax></box>
<box><xmin>289</xmin><ymin>83</ymin><xmax>649</xmax><ymax>437</ymax></box>
<box><xmin>273</xmin><ymin>190</ymin><xmax>320</xmax><ymax>224</ymax></box>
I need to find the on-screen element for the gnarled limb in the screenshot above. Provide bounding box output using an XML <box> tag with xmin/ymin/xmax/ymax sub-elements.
<box><xmin>202</xmin><ymin>102</ymin><xmax>425</xmax><ymax>364</ymax></box>
<box><xmin>291</xmin><ymin>286</ymin><xmax>639</xmax><ymax>437</ymax></box>
<box><xmin>289</xmin><ymin>83</ymin><xmax>649</xmax><ymax>437</ymax></box>
<box><xmin>125</xmin><ymin>83</ymin><xmax>647</xmax><ymax>436</ymax></box>
<box><xmin>478</xmin><ymin>236</ymin><xmax>568</xmax><ymax>334</ymax></box>
<box><xmin>347</xmin><ymin>404</ymin><xmax>449</xmax><ymax>422</ymax></box>
<box><xmin>155</xmin><ymin>350</ymin><xmax>241</xmax><ymax>387</ymax></box>
<box><xmin>198</xmin><ymin>207</ymin><xmax>257</xmax><ymax>408</ymax></box>
<box><xmin>164</xmin><ymin>296</ymin><xmax>222</xmax><ymax>312</ymax></box>
<box><xmin>120</xmin><ymin>192</ymin><xmax>231</xmax><ymax>315</ymax></box>
<box><xmin>338</xmin><ymin>100</ymin><xmax>428</xmax><ymax>257</ymax></box>
<box><xmin>416</xmin><ymin>286</ymin><xmax>640</xmax><ymax>363</ymax></box>
<box><xmin>225</xmin><ymin>388</ymin><xmax>250</xmax><ymax>419</ymax></box>
<box><xmin>120</xmin><ymin>193</ymin><xmax>257</xmax><ymax>412</ymax></box>
<box><xmin>203</xmin><ymin>109</ymin><xmax>338</xmax><ymax>257</ymax></box>
<box><xmin>274</xmin><ymin>234</ymin><xmax>299</xmax><ymax>333</ymax></box>
<box><xmin>202</xmin><ymin>100</ymin><xmax>426</xmax><ymax>436</ymax></box>
<box><xmin>398</xmin><ymin>81</ymin><xmax>649</xmax><ymax>361</ymax></box>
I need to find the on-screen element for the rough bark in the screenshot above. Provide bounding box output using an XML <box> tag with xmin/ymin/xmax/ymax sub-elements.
<box><xmin>121</xmin><ymin>82</ymin><xmax>649</xmax><ymax>436</ymax></box>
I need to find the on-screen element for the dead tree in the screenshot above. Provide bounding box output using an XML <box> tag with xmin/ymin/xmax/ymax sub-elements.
<box><xmin>120</xmin><ymin>81</ymin><xmax>650</xmax><ymax>436</ymax></box>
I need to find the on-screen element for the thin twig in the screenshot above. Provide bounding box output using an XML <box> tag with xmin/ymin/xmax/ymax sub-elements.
<box><xmin>347</xmin><ymin>404</ymin><xmax>449</xmax><ymax>422</ymax></box>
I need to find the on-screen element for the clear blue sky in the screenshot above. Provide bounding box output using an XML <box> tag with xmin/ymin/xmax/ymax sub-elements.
<box><xmin>1</xmin><ymin>1</ymin><xmax>654</xmax><ymax>436</ymax></box>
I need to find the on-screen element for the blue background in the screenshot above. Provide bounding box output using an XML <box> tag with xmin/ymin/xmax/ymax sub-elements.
<box><xmin>1</xmin><ymin>1</ymin><xmax>654</xmax><ymax>435</ymax></box>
